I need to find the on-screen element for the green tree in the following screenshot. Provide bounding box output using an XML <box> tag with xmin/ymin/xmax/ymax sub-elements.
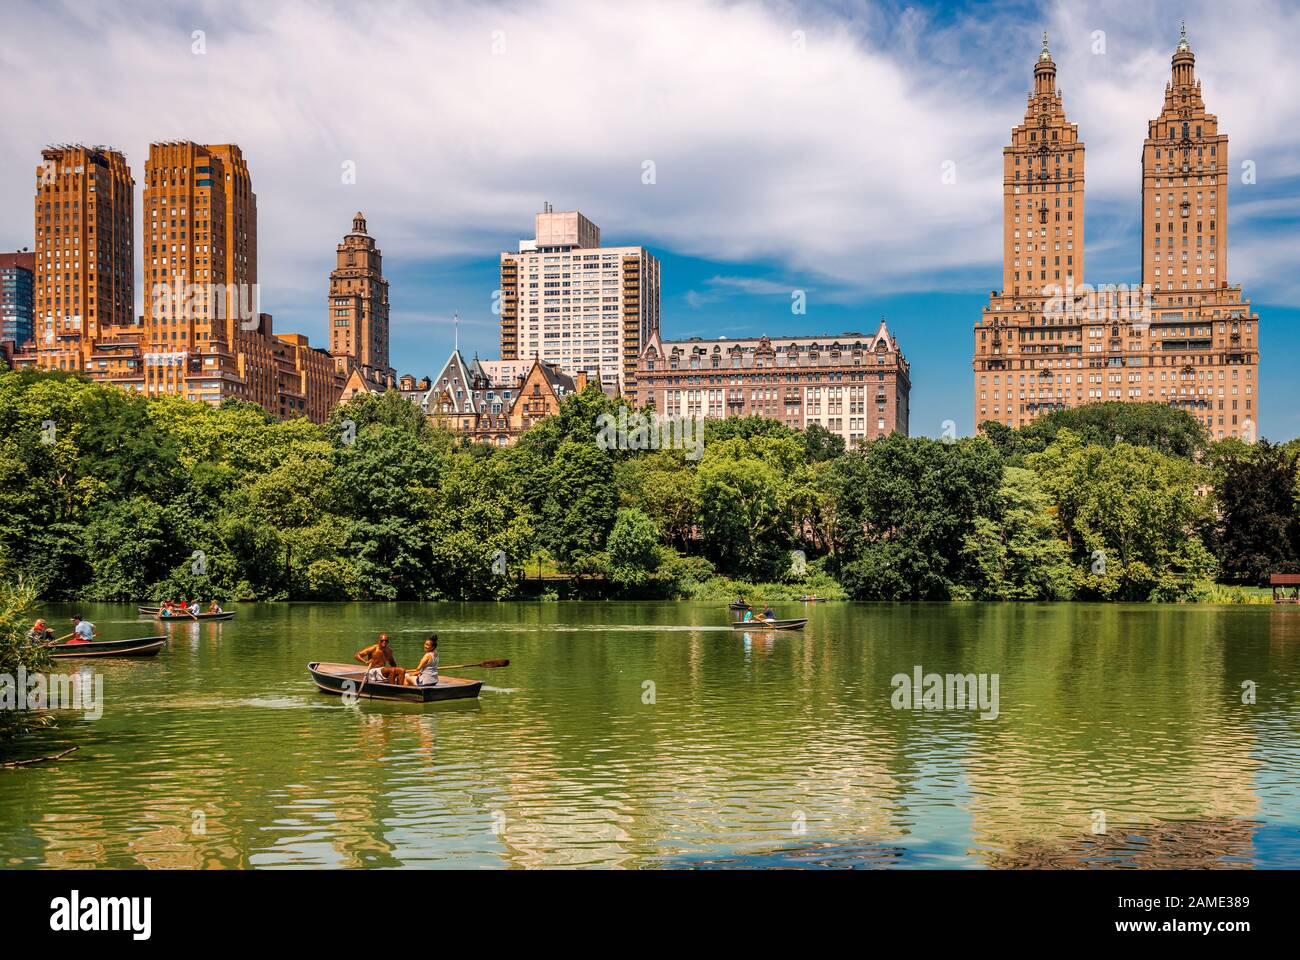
<box><xmin>959</xmin><ymin>467</ymin><xmax>1078</xmax><ymax>600</ymax></box>
<box><xmin>1027</xmin><ymin>430</ymin><xmax>1214</xmax><ymax>600</ymax></box>
<box><xmin>830</xmin><ymin>435</ymin><xmax>1005</xmax><ymax>600</ymax></box>
<box><xmin>1207</xmin><ymin>440</ymin><xmax>1300</xmax><ymax>584</ymax></box>
<box><xmin>605</xmin><ymin>508</ymin><xmax>662</xmax><ymax>590</ymax></box>
<box><xmin>981</xmin><ymin>402</ymin><xmax>1208</xmax><ymax>461</ymax></box>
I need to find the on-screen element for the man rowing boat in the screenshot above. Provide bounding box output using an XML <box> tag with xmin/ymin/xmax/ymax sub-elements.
<box><xmin>68</xmin><ymin>616</ymin><xmax>96</xmax><ymax>645</ymax></box>
<box><xmin>354</xmin><ymin>634</ymin><xmax>405</xmax><ymax>685</ymax></box>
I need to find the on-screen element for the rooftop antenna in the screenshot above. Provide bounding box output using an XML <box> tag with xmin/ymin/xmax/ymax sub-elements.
<box><xmin>453</xmin><ymin>312</ymin><xmax>460</xmax><ymax>354</ymax></box>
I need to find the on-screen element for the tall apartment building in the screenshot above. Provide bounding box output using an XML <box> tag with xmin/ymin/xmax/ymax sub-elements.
<box><xmin>29</xmin><ymin>145</ymin><xmax>135</xmax><ymax>371</ymax></box>
<box><xmin>0</xmin><ymin>250</ymin><xmax>36</xmax><ymax>350</ymax></box>
<box><xmin>499</xmin><ymin>205</ymin><xmax>660</xmax><ymax>400</ymax></box>
<box><xmin>637</xmin><ymin>320</ymin><xmax>910</xmax><ymax>447</ymax></box>
<box><xmin>328</xmin><ymin>211</ymin><xmax>392</xmax><ymax>387</ymax></box>
<box><xmin>973</xmin><ymin>28</ymin><xmax>1258</xmax><ymax>441</ymax></box>
<box><xmin>15</xmin><ymin>142</ymin><xmax>342</xmax><ymax>423</ymax></box>
<box><xmin>141</xmin><ymin>141</ymin><xmax>264</xmax><ymax>405</ymax></box>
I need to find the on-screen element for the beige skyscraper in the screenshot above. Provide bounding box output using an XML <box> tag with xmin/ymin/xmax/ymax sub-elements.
<box><xmin>499</xmin><ymin>204</ymin><xmax>660</xmax><ymax>400</ymax></box>
<box><xmin>328</xmin><ymin>211</ymin><xmax>392</xmax><ymax>386</ymax></box>
<box><xmin>29</xmin><ymin>144</ymin><xmax>135</xmax><ymax>371</ymax></box>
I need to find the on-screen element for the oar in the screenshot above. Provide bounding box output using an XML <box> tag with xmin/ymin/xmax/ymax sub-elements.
<box><xmin>439</xmin><ymin>658</ymin><xmax>511</xmax><ymax>671</ymax></box>
<box><xmin>49</xmin><ymin>632</ymin><xmax>75</xmax><ymax>644</ymax></box>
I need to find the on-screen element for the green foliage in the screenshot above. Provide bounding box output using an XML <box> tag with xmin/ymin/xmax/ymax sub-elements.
<box><xmin>1027</xmin><ymin>430</ymin><xmax>1214</xmax><ymax>601</ymax></box>
<box><xmin>605</xmin><ymin>507</ymin><xmax>662</xmax><ymax>590</ymax></box>
<box><xmin>0</xmin><ymin>582</ymin><xmax>54</xmax><ymax>744</ymax></box>
<box><xmin>0</xmin><ymin>369</ymin><xmax>1270</xmax><ymax>605</ymax></box>
<box><xmin>981</xmin><ymin>402</ymin><xmax>1208</xmax><ymax>461</ymax></box>
<box><xmin>831</xmin><ymin>435</ymin><xmax>1005</xmax><ymax>600</ymax></box>
<box><xmin>957</xmin><ymin>467</ymin><xmax>1078</xmax><ymax>600</ymax></box>
<box><xmin>1205</xmin><ymin>439</ymin><xmax>1300</xmax><ymax>584</ymax></box>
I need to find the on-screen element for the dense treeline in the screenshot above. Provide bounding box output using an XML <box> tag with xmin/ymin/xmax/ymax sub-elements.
<box><xmin>0</xmin><ymin>368</ymin><xmax>1296</xmax><ymax>603</ymax></box>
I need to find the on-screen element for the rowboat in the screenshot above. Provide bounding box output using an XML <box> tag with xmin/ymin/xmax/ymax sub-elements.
<box><xmin>47</xmin><ymin>636</ymin><xmax>167</xmax><ymax>659</ymax></box>
<box><xmin>799</xmin><ymin>596</ymin><xmax>826</xmax><ymax>603</ymax></box>
<box><xmin>153</xmin><ymin>610</ymin><xmax>235</xmax><ymax>622</ymax></box>
<box><xmin>730</xmin><ymin>618</ymin><xmax>807</xmax><ymax>631</ymax></box>
<box><xmin>307</xmin><ymin>662</ymin><xmax>483</xmax><ymax>704</ymax></box>
<box><xmin>728</xmin><ymin>601</ymin><xmax>752</xmax><ymax>611</ymax></box>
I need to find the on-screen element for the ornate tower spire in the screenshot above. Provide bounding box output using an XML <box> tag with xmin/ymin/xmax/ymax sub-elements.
<box><xmin>351</xmin><ymin>211</ymin><xmax>368</xmax><ymax>235</ymax></box>
<box><xmin>1034</xmin><ymin>31</ymin><xmax>1057</xmax><ymax>96</ymax></box>
<box><xmin>1171</xmin><ymin>19</ymin><xmax>1196</xmax><ymax>87</ymax></box>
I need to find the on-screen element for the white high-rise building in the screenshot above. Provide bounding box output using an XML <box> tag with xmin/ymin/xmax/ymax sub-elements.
<box><xmin>499</xmin><ymin>205</ymin><xmax>660</xmax><ymax>401</ymax></box>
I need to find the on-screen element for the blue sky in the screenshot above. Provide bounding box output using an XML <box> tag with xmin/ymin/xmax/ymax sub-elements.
<box><xmin>4</xmin><ymin>0</ymin><xmax>1298</xmax><ymax>439</ymax></box>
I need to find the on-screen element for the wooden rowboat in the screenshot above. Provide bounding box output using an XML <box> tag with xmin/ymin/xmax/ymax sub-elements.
<box><xmin>153</xmin><ymin>610</ymin><xmax>235</xmax><ymax>622</ymax></box>
<box><xmin>728</xmin><ymin>601</ymin><xmax>752</xmax><ymax>611</ymax></box>
<box><xmin>730</xmin><ymin>618</ymin><xmax>807</xmax><ymax>631</ymax></box>
<box><xmin>799</xmin><ymin>596</ymin><xmax>825</xmax><ymax>603</ymax></box>
<box><xmin>47</xmin><ymin>636</ymin><xmax>167</xmax><ymax>659</ymax></box>
<box><xmin>307</xmin><ymin>662</ymin><xmax>483</xmax><ymax>704</ymax></box>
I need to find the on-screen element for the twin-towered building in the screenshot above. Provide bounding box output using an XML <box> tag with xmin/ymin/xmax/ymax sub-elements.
<box><xmin>974</xmin><ymin>27</ymin><xmax>1259</xmax><ymax>440</ymax></box>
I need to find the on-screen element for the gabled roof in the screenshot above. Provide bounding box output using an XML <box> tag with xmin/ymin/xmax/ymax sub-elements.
<box><xmin>431</xmin><ymin>348</ymin><xmax>479</xmax><ymax>414</ymax></box>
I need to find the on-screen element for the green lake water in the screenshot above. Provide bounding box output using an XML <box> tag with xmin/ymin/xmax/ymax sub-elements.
<box><xmin>2</xmin><ymin>601</ymin><xmax>1298</xmax><ymax>869</ymax></box>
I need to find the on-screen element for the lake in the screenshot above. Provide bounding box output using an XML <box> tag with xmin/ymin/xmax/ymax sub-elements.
<box><xmin>2</xmin><ymin>601</ymin><xmax>1298</xmax><ymax>869</ymax></box>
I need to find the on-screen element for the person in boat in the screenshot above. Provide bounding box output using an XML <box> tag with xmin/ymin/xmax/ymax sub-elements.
<box><xmin>355</xmin><ymin>634</ymin><xmax>404</xmax><ymax>684</ymax></box>
<box><xmin>188</xmin><ymin>599</ymin><xmax>201</xmax><ymax>616</ymax></box>
<box><xmin>761</xmin><ymin>605</ymin><xmax>775</xmax><ymax>622</ymax></box>
<box><xmin>735</xmin><ymin>596</ymin><xmax>748</xmax><ymax>607</ymax></box>
<box><xmin>68</xmin><ymin>616</ymin><xmax>96</xmax><ymax>645</ymax></box>
<box><xmin>742</xmin><ymin>608</ymin><xmax>753</xmax><ymax>622</ymax></box>
<box><xmin>405</xmin><ymin>635</ymin><xmax>439</xmax><ymax>687</ymax></box>
<box><xmin>27</xmin><ymin>619</ymin><xmax>55</xmax><ymax>644</ymax></box>
<box><xmin>207</xmin><ymin>601</ymin><xmax>223</xmax><ymax>614</ymax></box>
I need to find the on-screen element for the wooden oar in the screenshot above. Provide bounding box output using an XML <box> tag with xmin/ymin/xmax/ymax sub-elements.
<box><xmin>49</xmin><ymin>632</ymin><xmax>75</xmax><ymax>644</ymax></box>
<box><xmin>439</xmin><ymin>658</ymin><xmax>510</xmax><ymax>671</ymax></box>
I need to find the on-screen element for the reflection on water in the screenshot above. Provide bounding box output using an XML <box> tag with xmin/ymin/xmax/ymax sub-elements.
<box><xmin>1</xmin><ymin>602</ymin><xmax>1298</xmax><ymax>869</ymax></box>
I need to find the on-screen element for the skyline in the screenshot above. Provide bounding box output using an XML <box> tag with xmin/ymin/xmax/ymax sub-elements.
<box><xmin>4</xmin><ymin>0</ymin><xmax>1299</xmax><ymax>438</ymax></box>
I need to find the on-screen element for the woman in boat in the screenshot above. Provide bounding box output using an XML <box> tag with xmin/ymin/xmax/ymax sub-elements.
<box><xmin>405</xmin><ymin>635</ymin><xmax>439</xmax><ymax>687</ymax></box>
<box><xmin>742</xmin><ymin>608</ymin><xmax>753</xmax><ymax>622</ymax></box>
<box><xmin>207</xmin><ymin>601</ymin><xmax>223</xmax><ymax>614</ymax></box>
<box><xmin>355</xmin><ymin>634</ymin><xmax>404</xmax><ymax>684</ymax></box>
<box><xmin>26</xmin><ymin>619</ymin><xmax>55</xmax><ymax>644</ymax></box>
